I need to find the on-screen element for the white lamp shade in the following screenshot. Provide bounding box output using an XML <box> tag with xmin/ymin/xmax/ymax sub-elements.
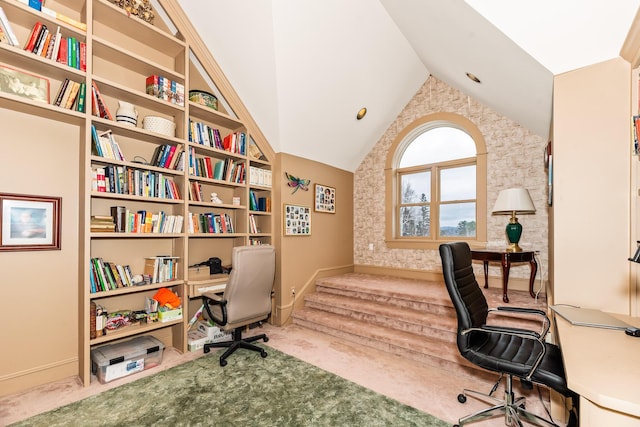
<box><xmin>492</xmin><ymin>188</ymin><xmax>536</xmax><ymax>214</ymax></box>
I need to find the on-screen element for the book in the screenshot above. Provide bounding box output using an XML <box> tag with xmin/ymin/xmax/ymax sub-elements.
<box><xmin>63</xmin><ymin>81</ymin><xmax>80</xmax><ymax>109</ymax></box>
<box><xmin>58</xmin><ymin>80</ymin><xmax>75</xmax><ymax>109</ymax></box>
<box><xmin>24</xmin><ymin>22</ymin><xmax>43</xmax><ymax>52</ymax></box>
<box><xmin>76</xmin><ymin>82</ymin><xmax>86</xmax><ymax>112</ymax></box>
<box><xmin>41</xmin><ymin>6</ymin><xmax>86</xmax><ymax>32</ymax></box>
<box><xmin>36</xmin><ymin>28</ymin><xmax>50</xmax><ymax>56</ymax></box>
<box><xmin>0</xmin><ymin>7</ymin><xmax>19</xmax><ymax>46</ymax></box>
<box><xmin>70</xmin><ymin>36</ymin><xmax>77</xmax><ymax>69</ymax></box>
<box><xmin>79</xmin><ymin>41</ymin><xmax>86</xmax><ymax>71</ymax></box>
<box><xmin>56</xmin><ymin>36</ymin><xmax>67</xmax><ymax>65</ymax></box>
<box><xmin>50</xmin><ymin>26</ymin><xmax>62</xmax><ymax>61</ymax></box>
<box><xmin>91</xmin><ymin>81</ymin><xmax>113</xmax><ymax>120</ymax></box>
<box><xmin>40</xmin><ymin>30</ymin><xmax>55</xmax><ymax>58</ymax></box>
<box><xmin>32</xmin><ymin>25</ymin><xmax>47</xmax><ymax>54</ymax></box>
<box><xmin>53</xmin><ymin>78</ymin><xmax>69</xmax><ymax>107</ymax></box>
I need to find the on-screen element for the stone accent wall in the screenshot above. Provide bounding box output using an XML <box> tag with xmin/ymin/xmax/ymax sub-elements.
<box><xmin>354</xmin><ymin>76</ymin><xmax>548</xmax><ymax>280</ymax></box>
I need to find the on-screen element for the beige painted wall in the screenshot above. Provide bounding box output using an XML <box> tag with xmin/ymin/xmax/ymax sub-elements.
<box><xmin>552</xmin><ymin>58</ymin><xmax>632</xmax><ymax>314</ymax></box>
<box><xmin>271</xmin><ymin>153</ymin><xmax>354</xmax><ymax>325</ymax></box>
<box><xmin>0</xmin><ymin>109</ymin><xmax>81</xmax><ymax>394</ymax></box>
<box><xmin>354</xmin><ymin>76</ymin><xmax>549</xmax><ymax>285</ymax></box>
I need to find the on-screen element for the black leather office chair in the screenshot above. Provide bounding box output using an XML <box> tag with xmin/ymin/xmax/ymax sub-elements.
<box><xmin>439</xmin><ymin>242</ymin><xmax>577</xmax><ymax>427</ymax></box>
<box><xmin>202</xmin><ymin>245</ymin><xmax>276</xmax><ymax>366</ymax></box>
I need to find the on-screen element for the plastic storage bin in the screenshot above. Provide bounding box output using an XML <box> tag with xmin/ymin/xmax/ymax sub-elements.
<box><xmin>91</xmin><ymin>335</ymin><xmax>164</xmax><ymax>384</ymax></box>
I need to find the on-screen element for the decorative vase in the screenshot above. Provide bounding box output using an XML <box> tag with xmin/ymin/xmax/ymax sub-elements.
<box><xmin>116</xmin><ymin>101</ymin><xmax>138</xmax><ymax>127</ymax></box>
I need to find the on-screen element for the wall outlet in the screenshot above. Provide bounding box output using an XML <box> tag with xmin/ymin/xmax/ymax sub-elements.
<box><xmin>290</xmin><ymin>287</ymin><xmax>296</xmax><ymax>296</ymax></box>
<box><xmin>368</xmin><ymin>243</ymin><xmax>374</xmax><ymax>251</ymax></box>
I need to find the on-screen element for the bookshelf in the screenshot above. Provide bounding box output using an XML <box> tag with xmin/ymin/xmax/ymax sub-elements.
<box><xmin>0</xmin><ymin>0</ymin><xmax>272</xmax><ymax>386</ymax></box>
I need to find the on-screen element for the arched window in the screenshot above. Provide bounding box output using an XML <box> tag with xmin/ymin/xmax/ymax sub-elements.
<box><xmin>385</xmin><ymin>113</ymin><xmax>487</xmax><ymax>249</ymax></box>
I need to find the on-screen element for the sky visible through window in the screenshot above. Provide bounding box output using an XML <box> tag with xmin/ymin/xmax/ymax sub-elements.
<box><xmin>400</xmin><ymin>126</ymin><xmax>476</xmax><ymax>227</ymax></box>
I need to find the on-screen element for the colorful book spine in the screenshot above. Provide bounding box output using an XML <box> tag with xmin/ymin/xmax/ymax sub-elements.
<box><xmin>24</xmin><ymin>21</ymin><xmax>43</xmax><ymax>52</ymax></box>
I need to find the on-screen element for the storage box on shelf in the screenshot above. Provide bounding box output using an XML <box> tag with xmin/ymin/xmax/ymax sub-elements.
<box><xmin>91</xmin><ymin>335</ymin><xmax>164</xmax><ymax>383</ymax></box>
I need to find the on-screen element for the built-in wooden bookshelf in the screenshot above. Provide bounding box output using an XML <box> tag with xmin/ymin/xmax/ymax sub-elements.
<box><xmin>0</xmin><ymin>0</ymin><xmax>272</xmax><ymax>386</ymax></box>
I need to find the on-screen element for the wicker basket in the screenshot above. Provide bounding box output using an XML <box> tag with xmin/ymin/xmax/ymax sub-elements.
<box><xmin>142</xmin><ymin>116</ymin><xmax>175</xmax><ymax>137</ymax></box>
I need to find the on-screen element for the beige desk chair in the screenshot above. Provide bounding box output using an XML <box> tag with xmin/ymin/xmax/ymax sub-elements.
<box><xmin>202</xmin><ymin>245</ymin><xmax>276</xmax><ymax>366</ymax></box>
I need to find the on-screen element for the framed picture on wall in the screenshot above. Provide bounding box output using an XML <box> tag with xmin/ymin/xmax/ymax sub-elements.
<box><xmin>0</xmin><ymin>193</ymin><xmax>61</xmax><ymax>251</ymax></box>
<box><xmin>314</xmin><ymin>184</ymin><xmax>335</xmax><ymax>213</ymax></box>
<box><xmin>0</xmin><ymin>64</ymin><xmax>50</xmax><ymax>103</ymax></box>
<box><xmin>283</xmin><ymin>204</ymin><xmax>311</xmax><ymax>236</ymax></box>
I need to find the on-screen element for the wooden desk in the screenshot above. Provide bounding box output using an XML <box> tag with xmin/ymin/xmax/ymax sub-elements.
<box><xmin>471</xmin><ymin>250</ymin><xmax>537</xmax><ymax>303</ymax></box>
<box><xmin>554</xmin><ymin>314</ymin><xmax>640</xmax><ymax>426</ymax></box>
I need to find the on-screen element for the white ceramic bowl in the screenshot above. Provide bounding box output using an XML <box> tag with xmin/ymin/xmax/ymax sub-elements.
<box><xmin>142</xmin><ymin>116</ymin><xmax>175</xmax><ymax>137</ymax></box>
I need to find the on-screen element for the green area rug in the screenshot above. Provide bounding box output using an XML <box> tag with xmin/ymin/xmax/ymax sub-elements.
<box><xmin>12</xmin><ymin>345</ymin><xmax>451</xmax><ymax>427</ymax></box>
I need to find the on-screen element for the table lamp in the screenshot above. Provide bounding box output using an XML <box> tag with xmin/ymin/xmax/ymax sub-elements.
<box><xmin>492</xmin><ymin>188</ymin><xmax>536</xmax><ymax>252</ymax></box>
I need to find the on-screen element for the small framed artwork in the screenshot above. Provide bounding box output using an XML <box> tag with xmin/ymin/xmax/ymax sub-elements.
<box><xmin>0</xmin><ymin>193</ymin><xmax>61</xmax><ymax>251</ymax></box>
<box><xmin>314</xmin><ymin>184</ymin><xmax>335</xmax><ymax>213</ymax></box>
<box><xmin>0</xmin><ymin>64</ymin><xmax>50</xmax><ymax>103</ymax></box>
<box><xmin>284</xmin><ymin>204</ymin><xmax>311</xmax><ymax>236</ymax></box>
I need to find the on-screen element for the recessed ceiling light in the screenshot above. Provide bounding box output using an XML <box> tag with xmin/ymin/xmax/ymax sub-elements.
<box><xmin>466</xmin><ymin>72</ymin><xmax>481</xmax><ymax>83</ymax></box>
<box><xmin>356</xmin><ymin>107</ymin><xmax>367</xmax><ymax>120</ymax></box>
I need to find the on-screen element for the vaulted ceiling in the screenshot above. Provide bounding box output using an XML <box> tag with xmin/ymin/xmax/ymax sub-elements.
<box><xmin>176</xmin><ymin>0</ymin><xmax>640</xmax><ymax>172</ymax></box>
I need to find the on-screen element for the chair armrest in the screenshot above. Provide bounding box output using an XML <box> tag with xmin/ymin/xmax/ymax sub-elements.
<box><xmin>202</xmin><ymin>294</ymin><xmax>228</xmax><ymax>325</ymax></box>
<box><xmin>488</xmin><ymin>306</ymin><xmax>551</xmax><ymax>339</ymax></box>
<box><xmin>496</xmin><ymin>306</ymin><xmax>547</xmax><ymax>317</ymax></box>
<box><xmin>462</xmin><ymin>325</ymin><xmax>548</xmax><ymax>381</ymax></box>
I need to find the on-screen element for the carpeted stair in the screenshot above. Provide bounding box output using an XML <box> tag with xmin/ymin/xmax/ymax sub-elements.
<box><xmin>292</xmin><ymin>272</ymin><xmax>547</xmax><ymax>379</ymax></box>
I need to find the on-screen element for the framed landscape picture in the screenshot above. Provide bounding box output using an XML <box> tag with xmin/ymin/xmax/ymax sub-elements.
<box><xmin>0</xmin><ymin>193</ymin><xmax>61</xmax><ymax>251</ymax></box>
<box><xmin>314</xmin><ymin>184</ymin><xmax>335</xmax><ymax>213</ymax></box>
<box><xmin>283</xmin><ymin>204</ymin><xmax>311</xmax><ymax>236</ymax></box>
<box><xmin>0</xmin><ymin>64</ymin><xmax>50</xmax><ymax>103</ymax></box>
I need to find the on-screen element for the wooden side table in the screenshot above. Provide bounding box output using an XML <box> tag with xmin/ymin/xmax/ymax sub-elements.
<box><xmin>470</xmin><ymin>250</ymin><xmax>537</xmax><ymax>303</ymax></box>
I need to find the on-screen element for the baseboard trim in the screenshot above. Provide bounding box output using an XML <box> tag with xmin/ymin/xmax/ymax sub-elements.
<box><xmin>0</xmin><ymin>357</ymin><xmax>78</xmax><ymax>397</ymax></box>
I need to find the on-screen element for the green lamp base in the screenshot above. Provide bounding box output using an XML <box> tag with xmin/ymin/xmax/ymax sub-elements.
<box><xmin>505</xmin><ymin>218</ymin><xmax>523</xmax><ymax>252</ymax></box>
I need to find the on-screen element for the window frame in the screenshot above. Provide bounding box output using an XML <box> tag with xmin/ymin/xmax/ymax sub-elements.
<box><xmin>385</xmin><ymin>112</ymin><xmax>487</xmax><ymax>250</ymax></box>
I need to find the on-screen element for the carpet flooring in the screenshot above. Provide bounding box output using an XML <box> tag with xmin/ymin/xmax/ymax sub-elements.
<box><xmin>9</xmin><ymin>345</ymin><xmax>450</xmax><ymax>427</ymax></box>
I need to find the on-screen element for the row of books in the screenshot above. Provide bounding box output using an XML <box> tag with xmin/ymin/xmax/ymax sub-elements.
<box><xmin>223</xmin><ymin>132</ymin><xmax>246</xmax><ymax>156</ymax></box>
<box><xmin>143</xmin><ymin>256</ymin><xmax>180</xmax><ymax>284</ymax></box>
<box><xmin>91</xmin><ymin>127</ymin><xmax>125</xmax><ymax>160</ymax></box>
<box><xmin>187</xmin><ymin>120</ymin><xmax>247</xmax><ymax>156</ymax></box>
<box><xmin>188</xmin><ymin>212</ymin><xmax>235</xmax><ymax>234</ymax></box>
<box><xmin>23</xmin><ymin>22</ymin><xmax>86</xmax><ymax>70</ymax></box>
<box><xmin>92</xmin><ymin>165</ymin><xmax>181</xmax><ymax>200</ymax></box>
<box><xmin>146</xmin><ymin>74</ymin><xmax>184</xmax><ymax>107</ymax></box>
<box><xmin>110</xmin><ymin>206</ymin><xmax>184</xmax><ymax>234</ymax></box>
<box><xmin>90</xmin><ymin>257</ymin><xmax>135</xmax><ymax>293</ymax></box>
<box><xmin>53</xmin><ymin>79</ymin><xmax>86</xmax><ymax>111</ymax></box>
<box><xmin>150</xmin><ymin>144</ymin><xmax>184</xmax><ymax>170</ymax></box>
<box><xmin>248</xmin><ymin>166</ymin><xmax>273</xmax><ymax>188</ymax></box>
<box><xmin>188</xmin><ymin>150</ymin><xmax>245</xmax><ymax>184</ymax></box>
<box><xmin>249</xmin><ymin>191</ymin><xmax>271</xmax><ymax>212</ymax></box>
<box><xmin>188</xmin><ymin>120</ymin><xmax>222</xmax><ymax>149</ymax></box>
